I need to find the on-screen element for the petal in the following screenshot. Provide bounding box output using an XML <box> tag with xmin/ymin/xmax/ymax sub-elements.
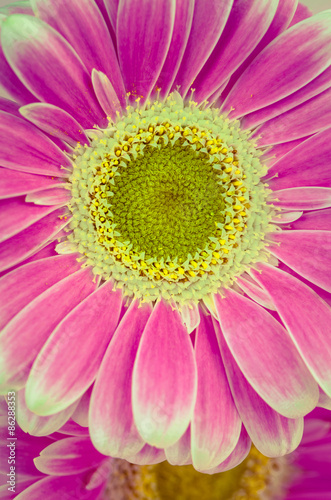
<box><xmin>217</xmin><ymin>321</ymin><xmax>304</xmax><ymax>457</ymax></box>
<box><xmin>0</xmin><ymin>208</ymin><xmax>70</xmax><ymax>273</ymax></box>
<box><xmin>0</xmin><ymin>254</ymin><xmax>80</xmax><ymax>330</ymax></box>
<box><xmin>271</xmin><ymin>211</ymin><xmax>303</xmax><ymax>224</ymax></box>
<box><xmin>31</xmin><ymin>0</ymin><xmax>125</xmax><ymax>103</ymax></box>
<box><xmin>57</xmin><ymin>418</ymin><xmax>89</xmax><ymax>437</ymax></box>
<box><xmin>20</xmin><ymin>103</ymin><xmax>89</xmax><ymax>147</ymax></box>
<box><xmin>255</xmin><ymin>87</ymin><xmax>331</xmax><ymax>146</ymax></box>
<box><xmin>0</xmin><ymin>167</ymin><xmax>63</xmax><ymax>200</ymax></box>
<box><xmin>222</xmin><ymin>12</ymin><xmax>331</xmax><ymax>118</ymax></box>
<box><xmin>25</xmin><ymin>281</ymin><xmax>122</xmax><ymax>415</ymax></box>
<box><xmin>15</xmin><ymin>475</ymin><xmax>103</xmax><ymax>500</ymax></box>
<box><xmin>266</xmin><ymin>128</ymin><xmax>331</xmax><ymax>190</ymax></box>
<box><xmin>0</xmin><ymin>3</ymin><xmax>34</xmax><ymax>16</ymax></box>
<box><xmin>318</xmin><ymin>388</ymin><xmax>331</xmax><ymax>410</ymax></box>
<box><xmin>132</xmin><ymin>300</ymin><xmax>197</xmax><ymax>448</ymax></box>
<box><xmin>71</xmin><ymin>386</ymin><xmax>92</xmax><ymax>428</ymax></box>
<box><xmin>268</xmin><ymin>230</ymin><xmax>331</xmax><ymax>292</ymax></box>
<box><xmin>117</xmin><ymin>0</ymin><xmax>175</xmax><ymax>101</ymax></box>
<box><xmin>289</xmin><ymin>2</ymin><xmax>312</xmax><ymax>26</ymax></box>
<box><xmin>290</xmin><ymin>208</ymin><xmax>331</xmax><ymax>231</ymax></box>
<box><xmin>172</xmin><ymin>0</ymin><xmax>233</xmax><ymax>97</ymax></box>
<box><xmin>178</xmin><ymin>302</ymin><xmax>200</xmax><ymax>334</ymax></box>
<box><xmin>191</xmin><ymin>313</ymin><xmax>241</xmax><ymax>470</ymax></box>
<box><xmin>236</xmin><ymin>274</ymin><xmax>276</xmax><ymax>310</ymax></box>
<box><xmin>126</xmin><ymin>444</ymin><xmax>166</xmax><ymax>466</ymax></box>
<box><xmin>268</xmin><ymin>187</ymin><xmax>331</xmax><ymax>210</ymax></box>
<box><xmin>91</xmin><ymin>69</ymin><xmax>122</xmax><ymax>120</ymax></box>
<box><xmin>0</xmin><ymin>111</ymin><xmax>69</xmax><ymax>176</ymax></box>
<box><xmin>90</xmin><ymin>300</ymin><xmax>151</xmax><ymax>458</ymax></box>
<box><xmin>251</xmin><ymin>263</ymin><xmax>331</xmax><ymax>398</ymax></box>
<box><xmin>193</xmin><ymin>0</ymin><xmax>278</xmax><ymax>102</ymax></box>
<box><xmin>0</xmin><ymin>268</ymin><xmax>95</xmax><ymax>392</ymax></box>
<box><xmin>1</xmin><ymin>15</ymin><xmax>104</xmax><ymax>128</ymax></box>
<box><xmin>241</xmin><ymin>66</ymin><xmax>331</xmax><ymax>130</ymax></box>
<box><xmin>261</xmin><ymin>136</ymin><xmax>308</xmax><ymax>168</ymax></box>
<box><xmin>0</xmin><ymin>198</ymin><xmax>60</xmax><ymax>243</ymax></box>
<box><xmin>34</xmin><ymin>437</ymin><xmax>104</xmax><ymax>475</ymax></box>
<box><xmin>25</xmin><ymin>187</ymin><xmax>71</xmax><ymax>206</ymax></box>
<box><xmin>156</xmin><ymin>0</ymin><xmax>195</xmax><ymax>98</ymax></box>
<box><xmin>15</xmin><ymin>389</ymin><xmax>78</xmax><ymax>437</ymax></box>
<box><xmin>165</xmin><ymin>427</ymin><xmax>192</xmax><ymax>466</ymax></box>
<box><xmin>214</xmin><ymin>288</ymin><xmax>318</xmax><ymax>418</ymax></box>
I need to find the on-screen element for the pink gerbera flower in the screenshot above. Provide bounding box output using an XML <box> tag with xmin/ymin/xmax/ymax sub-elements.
<box><xmin>0</xmin><ymin>0</ymin><xmax>331</xmax><ymax>471</ymax></box>
<box><xmin>1</xmin><ymin>398</ymin><xmax>331</xmax><ymax>499</ymax></box>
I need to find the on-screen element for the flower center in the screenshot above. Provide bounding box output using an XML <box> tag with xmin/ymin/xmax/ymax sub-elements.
<box><xmin>103</xmin><ymin>447</ymin><xmax>290</xmax><ymax>499</ymax></box>
<box><xmin>67</xmin><ymin>93</ymin><xmax>273</xmax><ymax>304</ymax></box>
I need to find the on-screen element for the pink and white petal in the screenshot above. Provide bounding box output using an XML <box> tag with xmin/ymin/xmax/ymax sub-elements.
<box><xmin>132</xmin><ymin>300</ymin><xmax>197</xmax><ymax>448</ymax></box>
<box><xmin>214</xmin><ymin>288</ymin><xmax>318</xmax><ymax>418</ymax></box>
<box><xmin>236</xmin><ymin>275</ymin><xmax>276</xmax><ymax>309</ymax></box>
<box><xmin>126</xmin><ymin>445</ymin><xmax>166</xmax><ymax>466</ymax></box>
<box><xmin>0</xmin><ymin>240</ymin><xmax>59</xmax><ymax>279</ymax></box>
<box><xmin>0</xmin><ymin>2</ymin><xmax>33</xmax><ymax>16</ymax></box>
<box><xmin>222</xmin><ymin>12</ymin><xmax>331</xmax><ymax>118</ymax></box>
<box><xmin>268</xmin><ymin>230</ymin><xmax>331</xmax><ymax>292</ymax></box>
<box><xmin>172</xmin><ymin>0</ymin><xmax>233</xmax><ymax>97</ymax></box>
<box><xmin>0</xmin><ymin>111</ymin><xmax>69</xmax><ymax>176</ymax></box>
<box><xmin>261</xmin><ymin>137</ymin><xmax>309</xmax><ymax>168</ymax></box>
<box><xmin>1</xmin><ymin>15</ymin><xmax>104</xmax><ymax>129</ymax></box>
<box><xmin>156</xmin><ymin>0</ymin><xmax>195</xmax><ymax>98</ymax></box>
<box><xmin>0</xmin><ymin>198</ymin><xmax>61</xmax><ymax>243</ymax></box>
<box><xmin>31</xmin><ymin>0</ymin><xmax>125</xmax><ymax>103</ymax></box>
<box><xmin>0</xmin><ymin>268</ymin><xmax>95</xmax><ymax>392</ymax></box>
<box><xmin>91</xmin><ymin>69</ymin><xmax>122</xmax><ymax>120</ymax></box>
<box><xmin>103</xmin><ymin>0</ymin><xmax>118</xmax><ymax>30</ymax></box>
<box><xmin>0</xmin><ymin>208</ymin><xmax>70</xmax><ymax>273</ymax></box>
<box><xmin>25</xmin><ymin>188</ymin><xmax>70</xmax><ymax>206</ymax></box>
<box><xmin>255</xmin><ymin>87</ymin><xmax>331</xmax><ymax>146</ymax></box>
<box><xmin>266</xmin><ymin>128</ymin><xmax>331</xmax><ymax>190</ymax></box>
<box><xmin>0</xmin><ymin>96</ymin><xmax>20</xmax><ymax>115</ymax></box>
<box><xmin>217</xmin><ymin>323</ymin><xmax>304</xmax><ymax>457</ymax></box>
<box><xmin>34</xmin><ymin>437</ymin><xmax>104</xmax><ymax>476</ymax></box>
<box><xmin>251</xmin><ymin>263</ymin><xmax>331</xmax><ymax>398</ymax></box>
<box><xmin>25</xmin><ymin>281</ymin><xmax>122</xmax><ymax>415</ymax></box>
<box><xmin>57</xmin><ymin>418</ymin><xmax>89</xmax><ymax>437</ymax></box>
<box><xmin>0</xmin><ymin>167</ymin><xmax>63</xmax><ymax>200</ymax></box>
<box><xmin>20</xmin><ymin>103</ymin><xmax>89</xmax><ymax>147</ymax></box>
<box><xmin>191</xmin><ymin>313</ymin><xmax>241</xmax><ymax>470</ymax></box>
<box><xmin>178</xmin><ymin>302</ymin><xmax>200</xmax><ymax>334</ymax></box>
<box><xmin>193</xmin><ymin>0</ymin><xmax>278</xmax><ymax>103</ymax></box>
<box><xmin>271</xmin><ymin>211</ymin><xmax>303</xmax><ymax>224</ymax></box>
<box><xmin>15</xmin><ymin>389</ymin><xmax>78</xmax><ymax>437</ymax></box>
<box><xmin>290</xmin><ymin>208</ymin><xmax>331</xmax><ymax>231</ymax></box>
<box><xmin>197</xmin><ymin>426</ymin><xmax>251</xmax><ymax>474</ymax></box>
<box><xmin>288</xmin><ymin>2</ymin><xmax>312</xmax><ymax>27</ymax></box>
<box><xmin>318</xmin><ymin>388</ymin><xmax>331</xmax><ymax>410</ymax></box>
<box><xmin>71</xmin><ymin>386</ymin><xmax>92</xmax><ymax>428</ymax></box>
<box><xmin>117</xmin><ymin>0</ymin><xmax>175</xmax><ymax>101</ymax></box>
<box><xmin>268</xmin><ymin>187</ymin><xmax>331</xmax><ymax>210</ymax></box>
<box><xmin>15</xmin><ymin>475</ymin><xmax>103</xmax><ymax>500</ymax></box>
<box><xmin>165</xmin><ymin>426</ymin><xmax>192</xmax><ymax>466</ymax></box>
<box><xmin>90</xmin><ymin>301</ymin><xmax>151</xmax><ymax>458</ymax></box>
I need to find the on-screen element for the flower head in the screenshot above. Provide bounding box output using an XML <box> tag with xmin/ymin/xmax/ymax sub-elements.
<box><xmin>0</xmin><ymin>0</ymin><xmax>331</xmax><ymax>471</ymax></box>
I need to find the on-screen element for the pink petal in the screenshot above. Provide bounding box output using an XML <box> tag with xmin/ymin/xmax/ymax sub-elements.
<box><xmin>0</xmin><ymin>3</ymin><xmax>33</xmax><ymax>15</ymax></box>
<box><xmin>193</xmin><ymin>0</ymin><xmax>278</xmax><ymax>102</ymax></box>
<box><xmin>0</xmin><ymin>198</ymin><xmax>60</xmax><ymax>243</ymax></box>
<box><xmin>132</xmin><ymin>300</ymin><xmax>197</xmax><ymax>448</ymax></box>
<box><xmin>71</xmin><ymin>386</ymin><xmax>92</xmax><ymax>428</ymax></box>
<box><xmin>126</xmin><ymin>444</ymin><xmax>166</xmax><ymax>466</ymax></box>
<box><xmin>0</xmin><ymin>254</ymin><xmax>81</xmax><ymax>331</ymax></box>
<box><xmin>0</xmin><ymin>111</ymin><xmax>69</xmax><ymax>176</ymax></box>
<box><xmin>255</xmin><ymin>87</ymin><xmax>331</xmax><ymax>146</ymax></box>
<box><xmin>165</xmin><ymin>426</ymin><xmax>192</xmax><ymax>466</ymax></box>
<box><xmin>0</xmin><ymin>268</ymin><xmax>95</xmax><ymax>392</ymax></box>
<box><xmin>25</xmin><ymin>281</ymin><xmax>122</xmax><ymax>415</ymax></box>
<box><xmin>214</xmin><ymin>288</ymin><xmax>318</xmax><ymax>418</ymax></box>
<box><xmin>20</xmin><ymin>103</ymin><xmax>89</xmax><ymax>147</ymax></box>
<box><xmin>15</xmin><ymin>389</ymin><xmax>78</xmax><ymax>437</ymax></box>
<box><xmin>172</xmin><ymin>0</ymin><xmax>233</xmax><ymax>97</ymax></box>
<box><xmin>290</xmin><ymin>208</ymin><xmax>331</xmax><ymax>231</ymax></box>
<box><xmin>251</xmin><ymin>263</ymin><xmax>331</xmax><ymax>398</ymax></box>
<box><xmin>271</xmin><ymin>211</ymin><xmax>303</xmax><ymax>224</ymax></box>
<box><xmin>0</xmin><ymin>208</ymin><xmax>70</xmax><ymax>273</ymax></box>
<box><xmin>289</xmin><ymin>2</ymin><xmax>312</xmax><ymax>27</ymax></box>
<box><xmin>102</xmin><ymin>0</ymin><xmax>118</xmax><ymax>30</ymax></box>
<box><xmin>318</xmin><ymin>388</ymin><xmax>331</xmax><ymax>410</ymax></box>
<box><xmin>222</xmin><ymin>12</ymin><xmax>331</xmax><ymax>118</ymax></box>
<box><xmin>57</xmin><ymin>418</ymin><xmax>89</xmax><ymax>437</ymax></box>
<box><xmin>268</xmin><ymin>230</ymin><xmax>331</xmax><ymax>292</ymax></box>
<box><xmin>1</xmin><ymin>14</ymin><xmax>104</xmax><ymax>128</ymax></box>
<box><xmin>91</xmin><ymin>69</ymin><xmax>122</xmax><ymax>120</ymax></box>
<box><xmin>197</xmin><ymin>426</ymin><xmax>251</xmax><ymax>474</ymax></box>
<box><xmin>236</xmin><ymin>274</ymin><xmax>276</xmax><ymax>310</ymax></box>
<box><xmin>0</xmin><ymin>167</ymin><xmax>64</xmax><ymax>200</ymax></box>
<box><xmin>217</xmin><ymin>322</ymin><xmax>304</xmax><ymax>457</ymax></box>
<box><xmin>32</xmin><ymin>0</ymin><xmax>125</xmax><ymax>103</ymax></box>
<box><xmin>268</xmin><ymin>187</ymin><xmax>331</xmax><ymax>210</ymax></box>
<box><xmin>261</xmin><ymin>137</ymin><xmax>308</xmax><ymax>167</ymax></box>
<box><xmin>156</xmin><ymin>0</ymin><xmax>195</xmax><ymax>98</ymax></box>
<box><xmin>15</xmin><ymin>475</ymin><xmax>104</xmax><ymax>500</ymax></box>
<box><xmin>117</xmin><ymin>0</ymin><xmax>175</xmax><ymax>101</ymax></box>
<box><xmin>266</xmin><ymin>128</ymin><xmax>331</xmax><ymax>190</ymax></box>
<box><xmin>179</xmin><ymin>302</ymin><xmax>200</xmax><ymax>334</ymax></box>
<box><xmin>90</xmin><ymin>300</ymin><xmax>151</xmax><ymax>458</ymax></box>
<box><xmin>191</xmin><ymin>313</ymin><xmax>241</xmax><ymax>470</ymax></box>
<box><xmin>25</xmin><ymin>187</ymin><xmax>71</xmax><ymax>206</ymax></box>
